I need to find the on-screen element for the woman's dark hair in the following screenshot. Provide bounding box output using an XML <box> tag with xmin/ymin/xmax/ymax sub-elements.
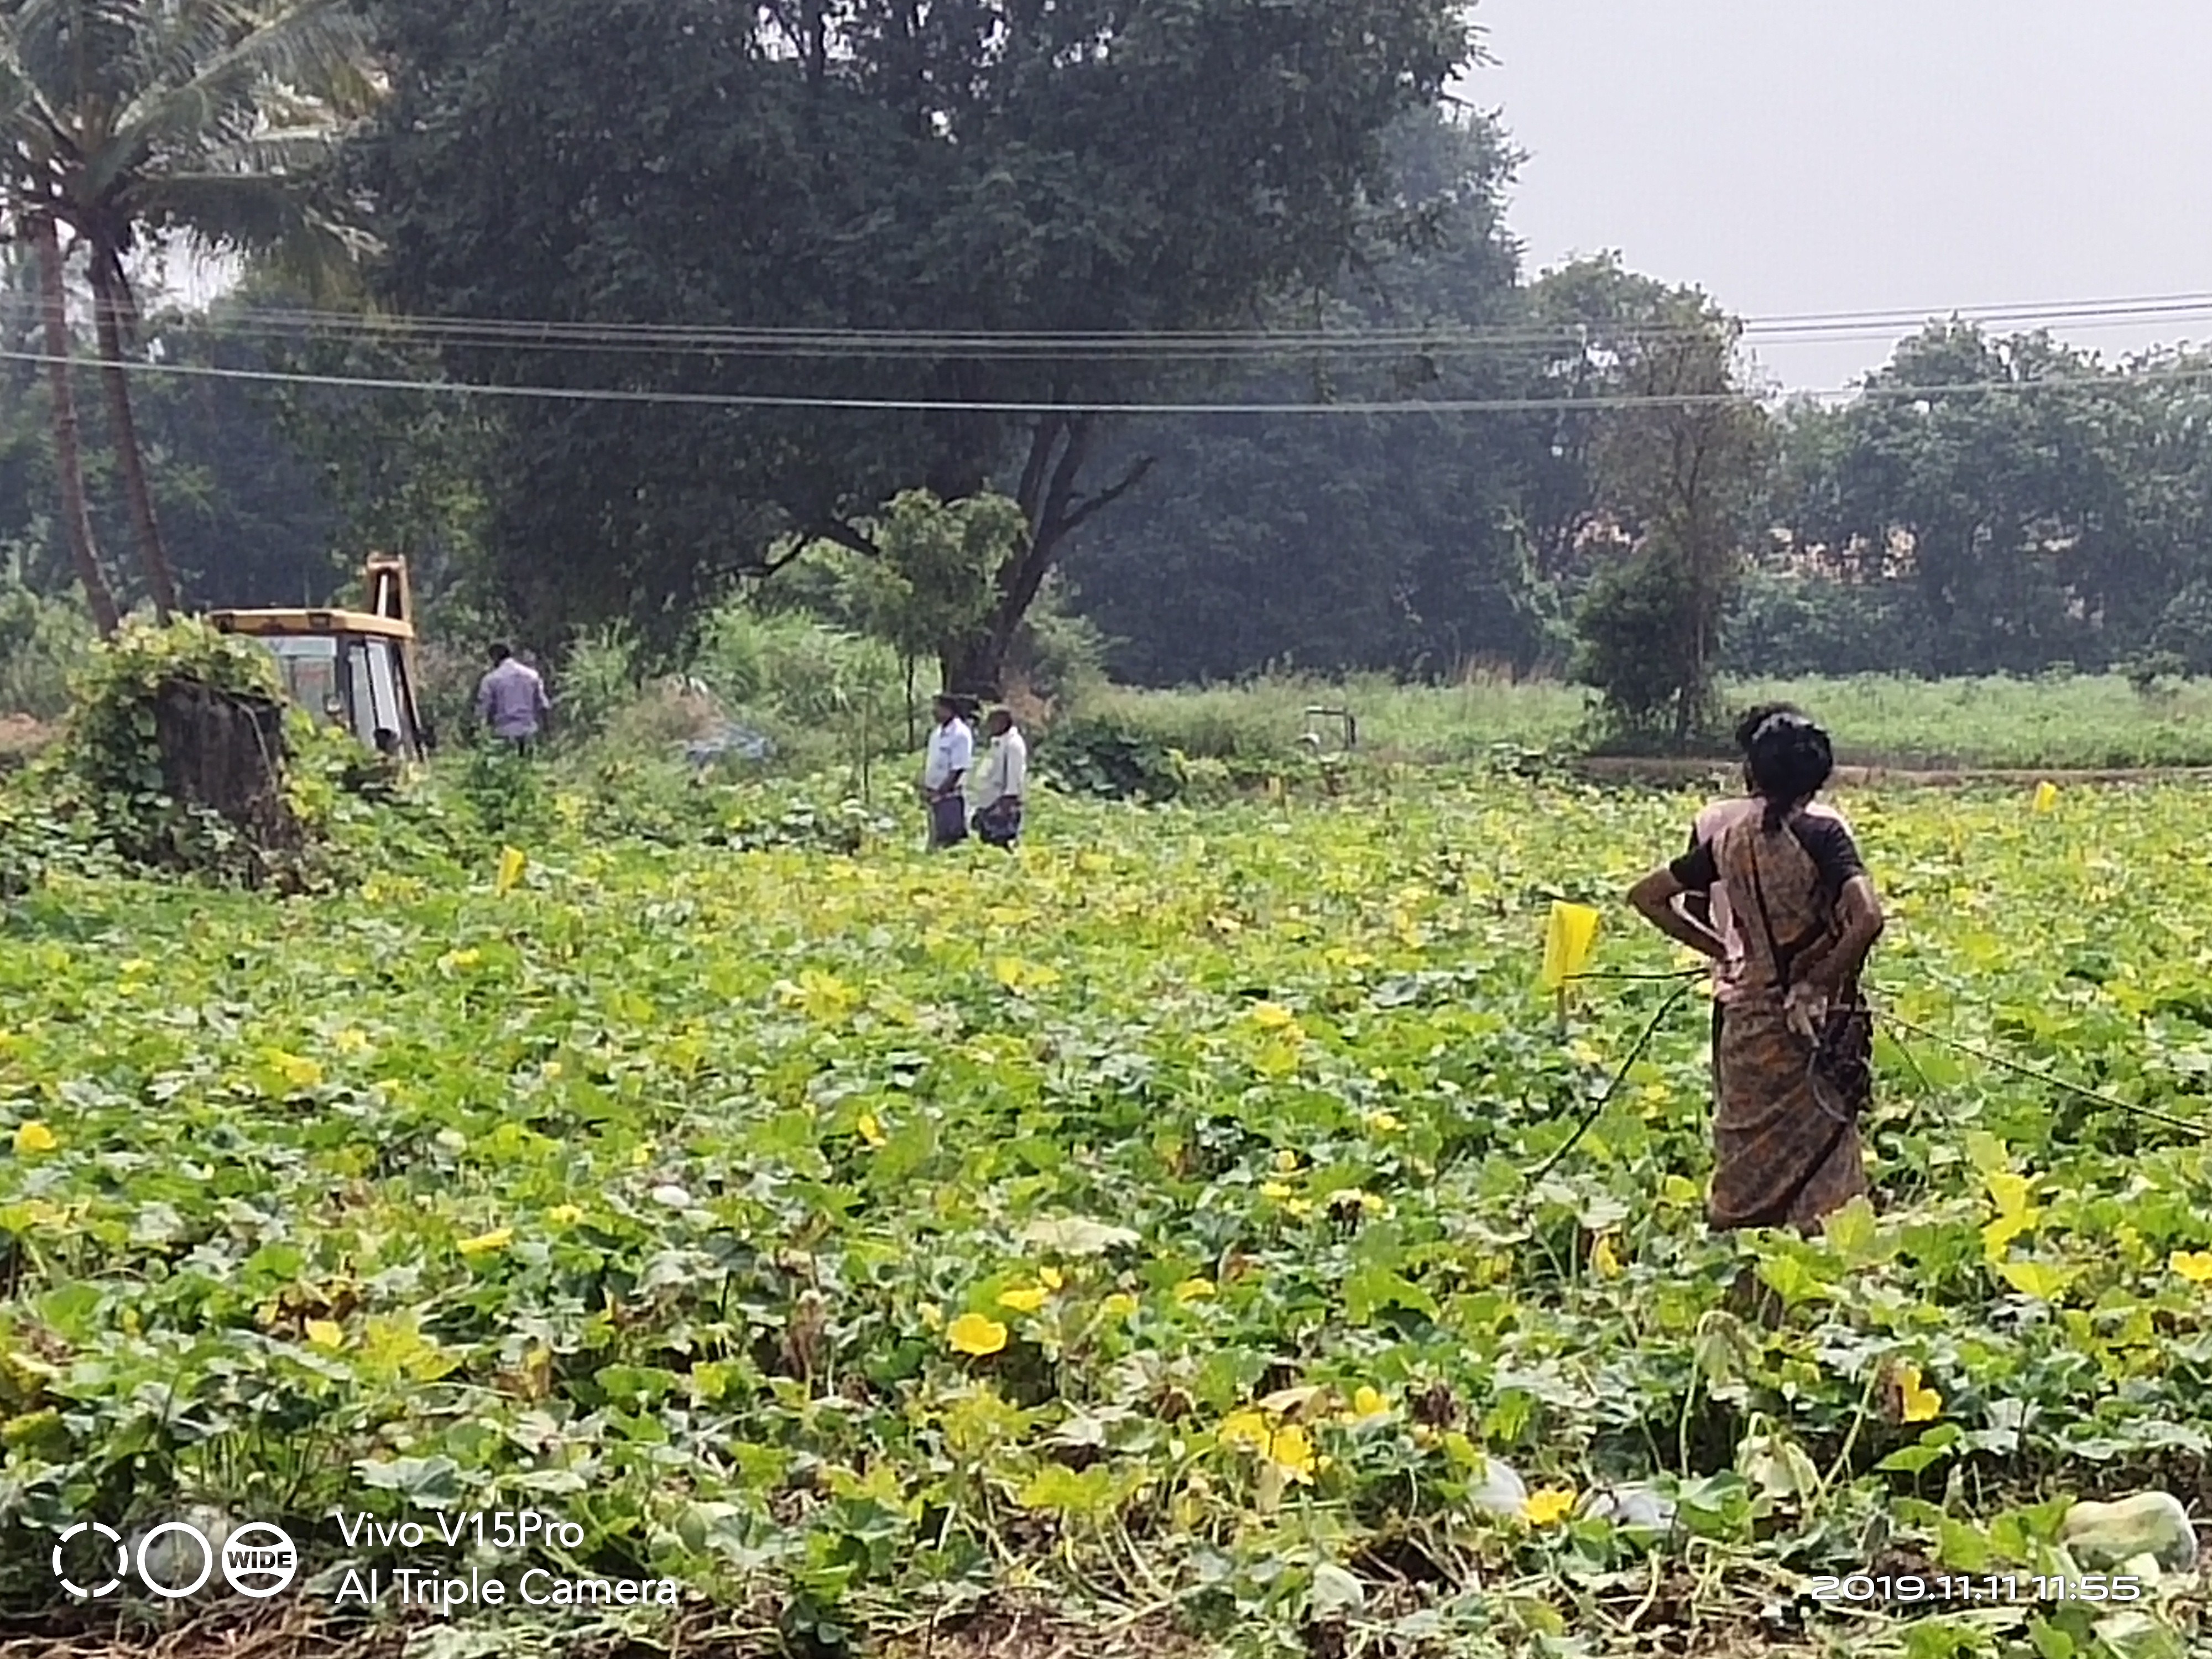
<box><xmin>1746</xmin><ymin>713</ymin><xmax>1834</xmax><ymax>828</ymax></box>
<box><xmin>1734</xmin><ymin>700</ymin><xmax>1801</xmax><ymax>755</ymax></box>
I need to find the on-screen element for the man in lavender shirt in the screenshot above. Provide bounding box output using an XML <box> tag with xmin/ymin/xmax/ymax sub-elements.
<box><xmin>476</xmin><ymin>643</ymin><xmax>552</xmax><ymax>754</ymax></box>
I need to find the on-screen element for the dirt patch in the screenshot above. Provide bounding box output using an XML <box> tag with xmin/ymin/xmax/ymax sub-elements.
<box><xmin>880</xmin><ymin>1596</ymin><xmax>1197</xmax><ymax>1659</ymax></box>
<box><xmin>0</xmin><ymin>715</ymin><xmax>56</xmax><ymax>769</ymax></box>
<box><xmin>0</xmin><ymin>1596</ymin><xmax>1832</xmax><ymax>1659</ymax></box>
<box><xmin>0</xmin><ymin>1603</ymin><xmax>777</xmax><ymax>1659</ymax></box>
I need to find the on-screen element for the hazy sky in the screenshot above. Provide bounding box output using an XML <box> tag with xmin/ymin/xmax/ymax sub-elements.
<box><xmin>1472</xmin><ymin>1</ymin><xmax>2212</xmax><ymax>392</ymax></box>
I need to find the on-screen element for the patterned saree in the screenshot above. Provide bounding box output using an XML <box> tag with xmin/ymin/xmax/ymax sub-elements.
<box><xmin>1707</xmin><ymin>816</ymin><xmax>1874</xmax><ymax>1233</ymax></box>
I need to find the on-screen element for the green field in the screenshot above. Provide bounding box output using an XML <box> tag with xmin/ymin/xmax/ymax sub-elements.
<box><xmin>1083</xmin><ymin>672</ymin><xmax>2212</xmax><ymax>771</ymax></box>
<box><xmin>2</xmin><ymin>762</ymin><xmax>2209</xmax><ymax>1657</ymax></box>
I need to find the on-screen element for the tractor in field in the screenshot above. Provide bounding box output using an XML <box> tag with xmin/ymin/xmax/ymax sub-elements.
<box><xmin>207</xmin><ymin>556</ymin><xmax>431</xmax><ymax>759</ymax></box>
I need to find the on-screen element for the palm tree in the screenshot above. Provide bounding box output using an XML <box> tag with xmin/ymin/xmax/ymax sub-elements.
<box><xmin>0</xmin><ymin>0</ymin><xmax>375</xmax><ymax>627</ymax></box>
<box><xmin>20</xmin><ymin>203</ymin><xmax>118</xmax><ymax>631</ymax></box>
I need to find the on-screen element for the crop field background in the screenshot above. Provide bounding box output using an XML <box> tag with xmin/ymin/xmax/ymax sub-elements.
<box><xmin>2</xmin><ymin>761</ymin><xmax>2209</xmax><ymax>1659</ymax></box>
<box><xmin>1084</xmin><ymin>672</ymin><xmax>2212</xmax><ymax>773</ymax></box>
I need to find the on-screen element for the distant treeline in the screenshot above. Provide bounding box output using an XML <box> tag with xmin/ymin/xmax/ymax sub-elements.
<box><xmin>2</xmin><ymin>25</ymin><xmax>2206</xmax><ymax>699</ymax></box>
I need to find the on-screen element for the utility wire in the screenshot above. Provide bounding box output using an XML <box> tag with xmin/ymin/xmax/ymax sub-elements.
<box><xmin>1526</xmin><ymin>979</ymin><xmax>2208</xmax><ymax>1187</ymax></box>
<box><xmin>10</xmin><ymin>288</ymin><xmax>2212</xmax><ymax>361</ymax></box>
<box><xmin>8</xmin><ymin>344</ymin><xmax>2212</xmax><ymax>415</ymax></box>
<box><xmin>1527</xmin><ymin>977</ymin><xmax>1702</xmax><ymax>1183</ymax></box>
<box><xmin>1873</xmin><ymin>1004</ymin><xmax>2210</xmax><ymax>1139</ymax></box>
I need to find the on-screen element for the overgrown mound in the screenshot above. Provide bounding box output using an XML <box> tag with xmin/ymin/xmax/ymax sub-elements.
<box><xmin>1035</xmin><ymin>715</ymin><xmax>1187</xmax><ymax>802</ymax></box>
<box><xmin>56</xmin><ymin>619</ymin><xmax>307</xmax><ymax>883</ymax></box>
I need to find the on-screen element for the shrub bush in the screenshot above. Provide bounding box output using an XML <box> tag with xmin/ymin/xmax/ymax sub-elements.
<box><xmin>555</xmin><ymin>622</ymin><xmax>644</xmax><ymax>744</ymax></box>
<box><xmin>0</xmin><ymin>540</ymin><xmax>93</xmax><ymax>720</ymax></box>
<box><xmin>1035</xmin><ymin>715</ymin><xmax>1186</xmax><ymax>802</ymax></box>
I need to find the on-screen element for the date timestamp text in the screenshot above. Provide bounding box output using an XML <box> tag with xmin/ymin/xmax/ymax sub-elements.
<box><xmin>1809</xmin><ymin>1574</ymin><xmax>2143</xmax><ymax>1605</ymax></box>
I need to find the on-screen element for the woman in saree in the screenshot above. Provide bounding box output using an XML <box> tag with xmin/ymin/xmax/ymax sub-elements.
<box><xmin>1627</xmin><ymin>713</ymin><xmax>1885</xmax><ymax>1233</ymax></box>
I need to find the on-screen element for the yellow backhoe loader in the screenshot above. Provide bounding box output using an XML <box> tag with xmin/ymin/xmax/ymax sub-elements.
<box><xmin>207</xmin><ymin>556</ymin><xmax>431</xmax><ymax>759</ymax></box>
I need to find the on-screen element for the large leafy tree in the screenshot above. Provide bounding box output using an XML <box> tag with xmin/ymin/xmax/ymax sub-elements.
<box><xmin>0</xmin><ymin>0</ymin><xmax>372</xmax><ymax>627</ymax></box>
<box><xmin>1060</xmin><ymin>109</ymin><xmax>1557</xmax><ymax>684</ymax></box>
<box><xmin>355</xmin><ymin>0</ymin><xmax>1473</xmax><ymax>677</ymax></box>
<box><xmin>1770</xmin><ymin>326</ymin><xmax>2184</xmax><ymax>675</ymax></box>
<box><xmin>1543</xmin><ymin>259</ymin><xmax>1769</xmax><ymax>742</ymax></box>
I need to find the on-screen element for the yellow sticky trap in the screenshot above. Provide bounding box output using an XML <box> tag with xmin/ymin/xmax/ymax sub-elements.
<box><xmin>1541</xmin><ymin>901</ymin><xmax>1601</xmax><ymax>991</ymax></box>
<box><xmin>2032</xmin><ymin>781</ymin><xmax>2058</xmax><ymax>815</ymax></box>
<box><xmin>495</xmin><ymin>846</ymin><xmax>527</xmax><ymax>895</ymax></box>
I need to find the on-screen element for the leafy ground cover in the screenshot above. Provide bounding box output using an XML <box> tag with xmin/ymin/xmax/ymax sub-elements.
<box><xmin>1</xmin><ymin>764</ymin><xmax>2209</xmax><ymax>1658</ymax></box>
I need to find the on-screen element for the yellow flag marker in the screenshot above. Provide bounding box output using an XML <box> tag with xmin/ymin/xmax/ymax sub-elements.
<box><xmin>495</xmin><ymin>846</ymin><xmax>528</xmax><ymax>895</ymax></box>
<box><xmin>1541</xmin><ymin>901</ymin><xmax>1601</xmax><ymax>991</ymax></box>
<box><xmin>2032</xmin><ymin>781</ymin><xmax>2058</xmax><ymax>815</ymax></box>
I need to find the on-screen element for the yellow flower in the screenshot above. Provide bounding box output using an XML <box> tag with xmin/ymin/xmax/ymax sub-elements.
<box><xmin>1592</xmin><ymin>1235</ymin><xmax>1623</xmax><ymax>1280</ymax></box>
<box><xmin>1269</xmin><ymin>1425</ymin><xmax>1317</xmax><ymax>1482</ymax></box>
<box><xmin>1346</xmin><ymin>1385</ymin><xmax>1389</xmax><ymax>1421</ymax></box>
<box><xmin>1100</xmin><ymin>1292</ymin><xmax>1139</xmax><ymax>1321</ymax></box>
<box><xmin>12</xmin><ymin>1121</ymin><xmax>56</xmax><ymax>1155</ymax></box>
<box><xmin>304</xmin><ymin>1319</ymin><xmax>345</xmax><ymax>1351</ymax></box>
<box><xmin>1174</xmin><ymin>1277</ymin><xmax>1215</xmax><ymax>1303</ymax></box>
<box><xmin>855</xmin><ymin>1112</ymin><xmax>886</xmax><ymax>1149</ymax></box>
<box><xmin>998</xmin><ymin>1284</ymin><xmax>1049</xmax><ymax>1313</ymax></box>
<box><xmin>458</xmin><ymin>1227</ymin><xmax>514</xmax><ymax>1257</ymax></box>
<box><xmin>546</xmin><ymin>1204</ymin><xmax>582</xmax><ymax>1226</ymax></box>
<box><xmin>1259</xmin><ymin>1180</ymin><xmax>1293</xmax><ymax>1201</ymax></box>
<box><xmin>1524</xmin><ymin>1487</ymin><xmax>1577</xmax><ymax>1526</ymax></box>
<box><xmin>1219</xmin><ymin>1408</ymin><xmax>1271</xmax><ymax>1452</ymax></box>
<box><xmin>333</xmin><ymin>1027</ymin><xmax>370</xmax><ymax>1055</ymax></box>
<box><xmin>1364</xmin><ymin>1110</ymin><xmax>1404</xmax><ymax>1135</ymax></box>
<box><xmin>1895</xmin><ymin>1363</ymin><xmax>1943</xmax><ymax>1423</ymax></box>
<box><xmin>265</xmin><ymin>1051</ymin><xmax>323</xmax><ymax>1091</ymax></box>
<box><xmin>1274</xmin><ymin>1150</ymin><xmax>1300</xmax><ymax>1173</ymax></box>
<box><xmin>2171</xmin><ymin>1250</ymin><xmax>2212</xmax><ymax>1285</ymax></box>
<box><xmin>919</xmin><ymin>1301</ymin><xmax>944</xmax><ymax>1331</ymax></box>
<box><xmin>1039</xmin><ymin>1265</ymin><xmax>1063</xmax><ymax>1291</ymax></box>
<box><xmin>1251</xmin><ymin>1001</ymin><xmax>1296</xmax><ymax>1029</ymax></box>
<box><xmin>947</xmin><ymin>1313</ymin><xmax>1008</xmax><ymax>1357</ymax></box>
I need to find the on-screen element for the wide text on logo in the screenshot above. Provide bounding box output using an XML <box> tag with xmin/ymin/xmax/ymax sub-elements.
<box><xmin>51</xmin><ymin>1519</ymin><xmax>298</xmax><ymax>1600</ymax></box>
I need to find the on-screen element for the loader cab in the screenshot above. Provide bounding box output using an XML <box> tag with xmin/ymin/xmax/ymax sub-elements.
<box><xmin>207</xmin><ymin>557</ymin><xmax>430</xmax><ymax>759</ymax></box>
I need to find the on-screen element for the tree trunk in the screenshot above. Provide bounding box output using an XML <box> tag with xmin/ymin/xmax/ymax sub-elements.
<box><xmin>90</xmin><ymin>254</ymin><xmax>178</xmax><ymax>622</ymax></box>
<box><xmin>28</xmin><ymin>215</ymin><xmax>119</xmax><ymax>636</ymax></box>
<box><xmin>151</xmin><ymin>679</ymin><xmax>299</xmax><ymax>885</ymax></box>
<box><xmin>946</xmin><ymin>414</ymin><xmax>1152</xmax><ymax>693</ymax></box>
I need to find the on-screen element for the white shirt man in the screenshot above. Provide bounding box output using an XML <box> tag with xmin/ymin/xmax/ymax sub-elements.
<box><xmin>969</xmin><ymin>711</ymin><xmax>1027</xmax><ymax>848</ymax></box>
<box><xmin>972</xmin><ymin>718</ymin><xmax>1026</xmax><ymax>807</ymax></box>
<box><xmin>921</xmin><ymin>696</ymin><xmax>974</xmax><ymax>848</ymax></box>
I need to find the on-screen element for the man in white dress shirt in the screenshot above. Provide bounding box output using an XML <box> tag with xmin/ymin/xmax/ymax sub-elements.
<box><xmin>920</xmin><ymin>693</ymin><xmax>974</xmax><ymax>849</ymax></box>
<box><xmin>968</xmin><ymin>708</ymin><xmax>1027</xmax><ymax>849</ymax></box>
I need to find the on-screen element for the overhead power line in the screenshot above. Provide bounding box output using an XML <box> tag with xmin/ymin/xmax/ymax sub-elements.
<box><xmin>9</xmin><ymin>288</ymin><xmax>2212</xmax><ymax>363</ymax></box>
<box><xmin>7</xmin><ymin>343</ymin><xmax>2212</xmax><ymax>415</ymax></box>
